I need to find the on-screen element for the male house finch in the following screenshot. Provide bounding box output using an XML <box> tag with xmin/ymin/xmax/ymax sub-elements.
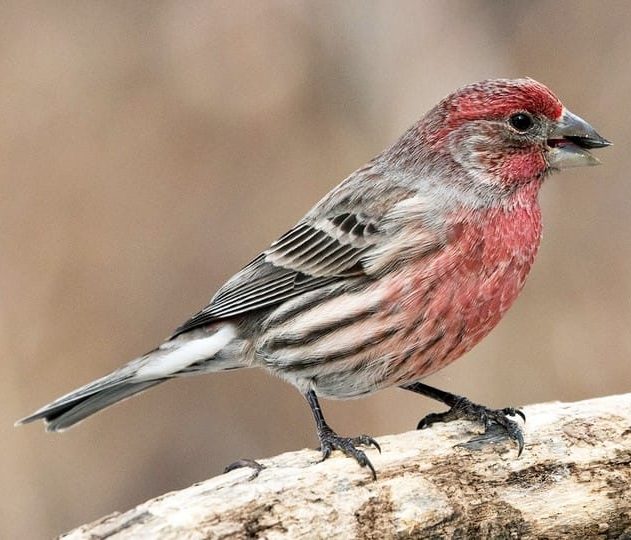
<box><xmin>18</xmin><ymin>78</ymin><xmax>610</xmax><ymax>478</ymax></box>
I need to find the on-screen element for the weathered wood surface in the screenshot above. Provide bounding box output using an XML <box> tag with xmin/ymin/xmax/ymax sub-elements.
<box><xmin>62</xmin><ymin>393</ymin><xmax>631</xmax><ymax>539</ymax></box>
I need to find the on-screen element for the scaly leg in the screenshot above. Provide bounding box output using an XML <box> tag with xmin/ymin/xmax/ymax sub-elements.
<box><xmin>305</xmin><ymin>390</ymin><xmax>381</xmax><ymax>479</ymax></box>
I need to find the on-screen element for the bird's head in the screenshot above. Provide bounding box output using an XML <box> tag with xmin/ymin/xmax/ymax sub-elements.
<box><xmin>421</xmin><ymin>78</ymin><xmax>611</xmax><ymax>192</ymax></box>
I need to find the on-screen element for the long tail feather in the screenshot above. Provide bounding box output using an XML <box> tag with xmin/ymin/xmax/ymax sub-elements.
<box><xmin>17</xmin><ymin>380</ymin><xmax>163</xmax><ymax>432</ymax></box>
<box><xmin>17</xmin><ymin>323</ymin><xmax>242</xmax><ymax>431</ymax></box>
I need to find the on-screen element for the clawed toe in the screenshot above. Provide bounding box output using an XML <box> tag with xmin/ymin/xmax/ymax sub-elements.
<box><xmin>350</xmin><ymin>435</ymin><xmax>382</xmax><ymax>454</ymax></box>
<box><xmin>417</xmin><ymin>398</ymin><xmax>526</xmax><ymax>456</ymax></box>
<box><xmin>319</xmin><ymin>429</ymin><xmax>379</xmax><ymax>480</ymax></box>
<box><xmin>224</xmin><ymin>458</ymin><xmax>265</xmax><ymax>480</ymax></box>
<box><xmin>305</xmin><ymin>390</ymin><xmax>379</xmax><ymax>479</ymax></box>
<box><xmin>417</xmin><ymin>410</ymin><xmax>454</xmax><ymax>430</ymax></box>
<box><xmin>504</xmin><ymin>407</ymin><xmax>526</xmax><ymax>423</ymax></box>
<box><xmin>482</xmin><ymin>408</ymin><xmax>525</xmax><ymax>456</ymax></box>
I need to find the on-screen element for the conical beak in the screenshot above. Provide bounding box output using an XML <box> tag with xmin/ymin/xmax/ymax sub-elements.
<box><xmin>547</xmin><ymin>109</ymin><xmax>611</xmax><ymax>169</ymax></box>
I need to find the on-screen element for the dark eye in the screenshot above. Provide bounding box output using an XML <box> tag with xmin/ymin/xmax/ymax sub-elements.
<box><xmin>509</xmin><ymin>112</ymin><xmax>534</xmax><ymax>132</ymax></box>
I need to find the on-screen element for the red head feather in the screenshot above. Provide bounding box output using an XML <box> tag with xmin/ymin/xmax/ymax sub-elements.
<box><xmin>423</xmin><ymin>78</ymin><xmax>563</xmax><ymax>148</ymax></box>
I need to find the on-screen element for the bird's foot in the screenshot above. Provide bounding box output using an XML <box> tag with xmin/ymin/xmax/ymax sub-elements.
<box><xmin>318</xmin><ymin>427</ymin><xmax>381</xmax><ymax>480</ymax></box>
<box><xmin>417</xmin><ymin>397</ymin><xmax>526</xmax><ymax>456</ymax></box>
<box><xmin>224</xmin><ymin>458</ymin><xmax>265</xmax><ymax>480</ymax></box>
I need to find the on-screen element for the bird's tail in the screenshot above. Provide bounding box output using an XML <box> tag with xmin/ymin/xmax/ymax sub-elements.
<box><xmin>16</xmin><ymin>323</ymin><xmax>243</xmax><ymax>432</ymax></box>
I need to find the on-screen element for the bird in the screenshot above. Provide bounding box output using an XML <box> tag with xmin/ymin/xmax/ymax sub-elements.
<box><xmin>17</xmin><ymin>78</ymin><xmax>610</xmax><ymax>479</ymax></box>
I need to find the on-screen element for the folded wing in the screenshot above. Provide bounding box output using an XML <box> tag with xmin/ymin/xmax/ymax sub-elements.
<box><xmin>172</xmin><ymin>212</ymin><xmax>383</xmax><ymax>336</ymax></box>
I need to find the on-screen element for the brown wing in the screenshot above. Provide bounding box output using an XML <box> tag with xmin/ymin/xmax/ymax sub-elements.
<box><xmin>171</xmin><ymin>213</ymin><xmax>382</xmax><ymax>336</ymax></box>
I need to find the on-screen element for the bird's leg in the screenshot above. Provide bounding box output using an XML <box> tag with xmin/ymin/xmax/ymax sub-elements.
<box><xmin>401</xmin><ymin>381</ymin><xmax>525</xmax><ymax>456</ymax></box>
<box><xmin>305</xmin><ymin>389</ymin><xmax>380</xmax><ymax>479</ymax></box>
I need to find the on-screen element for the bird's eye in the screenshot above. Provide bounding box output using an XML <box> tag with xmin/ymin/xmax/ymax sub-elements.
<box><xmin>509</xmin><ymin>112</ymin><xmax>534</xmax><ymax>132</ymax></box>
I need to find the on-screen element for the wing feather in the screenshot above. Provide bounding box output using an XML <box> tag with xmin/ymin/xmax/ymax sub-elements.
<box><xmin>171</xmin><ymin>212</ymin><xmax>382</xmax><ymax>336</ymax></box>
<box><xmin>170</xmin><ymin>181</ymin><xmax>445</xmax><ymax>338</ymax></box>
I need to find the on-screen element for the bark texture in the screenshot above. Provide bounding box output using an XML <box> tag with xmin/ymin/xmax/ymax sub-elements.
<box><xmin>62</xmin><ymin>393</ymin><xmax>631</xmax><ymax>539</ymax></box>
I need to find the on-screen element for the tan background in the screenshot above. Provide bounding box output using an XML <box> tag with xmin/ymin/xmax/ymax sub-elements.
<box><xmin>3</xmin><ymin>1</ymin><xmax>630</xmax><ymax>537</ymax></box>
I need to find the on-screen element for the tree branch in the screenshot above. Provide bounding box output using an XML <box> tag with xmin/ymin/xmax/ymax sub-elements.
<box><xmin>62</xmin><ymin>393</ymin><xmax>631</xmax><ymax>539</ymax></box>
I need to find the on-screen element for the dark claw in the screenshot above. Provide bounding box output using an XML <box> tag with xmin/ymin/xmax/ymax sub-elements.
<box><xmin>319</xmin><ymin>429</ymin><xmax>379</xmax><ymax>480</ymax></box>
<box><xmin>417</xmin><ymin>411</ymin><xmax>450</xmax><ymax>430</ymax></box>
<box><xmin>416</xmin><ymin>398</ymin><xmax>526</xmax><ymax>456</ymax></box>
<box><xmin>352</xmin><ymin>435</ymin><xmax>382</xmax><ymax>454</ymax></box>
<box><xmin>514</xmin><ymin>428</ymin><xmax>525</xmax><ymax>457</ymax></box>
<box><xmin>224</xmin><ymin>458</ymin><xmax>265</xmax><ymax>480</ymax></box>
<box><xmin>363</xmin><ymin>456</ymin><xmax>377</xmax><ymax>481</ymax></box>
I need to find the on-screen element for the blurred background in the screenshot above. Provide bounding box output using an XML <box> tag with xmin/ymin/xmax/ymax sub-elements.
<box><xmin>3</xmin><ymin>1</ymin><xmax>630</xmax><ymax>537</ymax></box>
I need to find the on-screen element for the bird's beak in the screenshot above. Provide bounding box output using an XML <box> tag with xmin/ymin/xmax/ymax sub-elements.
<box><xmin>546</xmin><ymin>109</ymin><xmax>611</xmax><ymax>169</ymax></box>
